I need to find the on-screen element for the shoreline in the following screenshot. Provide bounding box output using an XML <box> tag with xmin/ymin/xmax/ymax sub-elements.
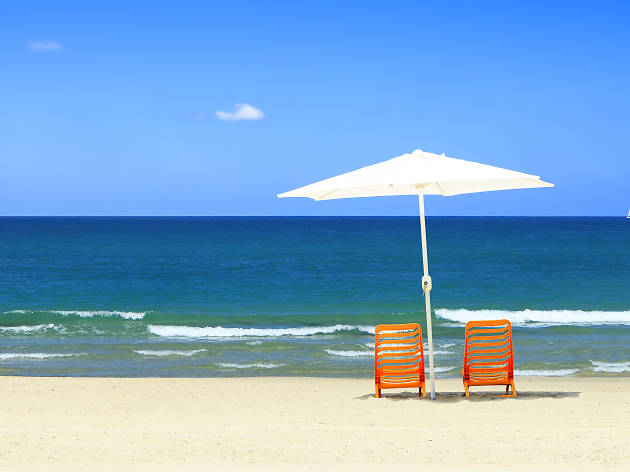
<box><xmin>1</xmin><ymin>373</ymin><xmax>630</xmax><ymax>378</ymax></box>
<box><xmin>1</xmin><ymin>376</ymin><xmax>628</xmax><ymax>471</ymax></box>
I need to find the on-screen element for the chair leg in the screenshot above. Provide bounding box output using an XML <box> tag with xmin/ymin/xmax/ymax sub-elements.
<box><xmin>501</xmin><ymin>381</ymin><xmax>517</xmax><ymax>397</ymax></box>
<box><xmin>422</xmin><ymin>383</ymin><xmax>426</xmax><ymax>397</ymax></box>
<box><xmin>464</xmin><ymin>381</ymin><xmax>470</xmax><ymax>397</ymax></box>
<box><xmin>375</xmin><ymin>385</ymin><xmax>381</xmax><ymax>398</ymax></box>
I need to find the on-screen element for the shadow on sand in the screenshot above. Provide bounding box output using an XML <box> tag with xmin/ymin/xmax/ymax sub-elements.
<box><xmin>356</xmin><ymin>390</ymin><xmax>580</xmax><ymax>402</ymax></box>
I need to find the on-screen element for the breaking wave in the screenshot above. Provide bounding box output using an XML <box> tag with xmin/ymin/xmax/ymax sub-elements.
<box><xmin>133</xmin><ymin>349</ymin><xmax>207</xmax><ymax>357</ymax></box>
<box><xmin>325</xmin><ymin>349</ymin><xmax>372</xmax><ymax>357</ymax></box>
<box><xmin>0</xmin><ymin>352</ymin><xmax>83</xmax><ymax>360</ymax></box>
<box><xmin>5</xmin><ymin>309</ymin><xmax>147</xmax><ymax>320</ymax></box>
<box><xmin>514</xmin><ymin>369</ymin><xmax>579</xmax><ymax>376</ymax></box>
<box><xmin>148</xmin><ymin>324</ymin><xmax>374</xmax><ymax>338</ymax></box>
<box><xmin>429</xmin><ymin>349</ymin><xmax>452</xmax><ymax>355</ymax></box>
<box><xmin>217</xmin><ymin>362</ymin><xmax>283</xmax><ymax>369</ymax></box>
<box><xmin>0</xmin><ymin>324</ymin><xmax>57</xmax><ymax>334</ymax></box>
<box><xmin>325</xmin><ymin>348</ymin><xmax>451</xmax><ymax>358</ymax></box>
<box><xmin>591</xmin><ymin>361</ymin><xmax>630</xmax><ymax>373</ymax></box>
<box><xmin>436</xmin><ymin>309</ymin><xmax>630</xmax><ymax>326</ymax></box>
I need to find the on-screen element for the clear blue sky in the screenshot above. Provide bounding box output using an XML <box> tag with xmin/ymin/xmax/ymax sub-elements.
<box><xmin>1</xmin><ymin>1</ymin><xmax>628</xmax><ymax>216</ymax></box>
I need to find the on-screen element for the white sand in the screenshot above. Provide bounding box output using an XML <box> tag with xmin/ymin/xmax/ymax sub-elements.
<box><xmin>0</xmin><ymin>376</ymin><xmax>628</xmax><ymax>471</ymax></box>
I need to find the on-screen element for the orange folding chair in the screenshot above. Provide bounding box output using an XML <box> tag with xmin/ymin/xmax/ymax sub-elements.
<box><xmin>462</xmin><ymin>319</ymin><xmax>516</xmax><ymax>397</ymax></box>
<box><xmin>374</xmin><ymin>323</ymin><xmax>425</xmax><ymax>398</ymax></box>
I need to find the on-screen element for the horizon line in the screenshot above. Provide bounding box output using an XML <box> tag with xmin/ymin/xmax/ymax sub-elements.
<box><xmin>0</xmin><ymin>215</ymin><xmax>623</xmax><ymax>218</ymax></box>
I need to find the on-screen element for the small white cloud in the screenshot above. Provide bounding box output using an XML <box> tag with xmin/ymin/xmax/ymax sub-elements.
<box><xmin>27</xmin><ymin>40</ymin><xmax>63</xmax><ymax>52</ymax></box>
<box><xmin>215</xmin><ymin>103</ymin><xmax>264</xmax><ymax>121</ymax></box>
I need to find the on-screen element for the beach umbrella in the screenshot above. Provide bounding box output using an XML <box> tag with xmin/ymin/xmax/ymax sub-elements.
<box><xmin>278</xmin><ymin>149</ymin><xmax>553</xmax><ymax>399</ymax></box>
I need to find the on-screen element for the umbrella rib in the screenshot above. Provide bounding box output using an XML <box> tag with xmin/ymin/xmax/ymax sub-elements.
<box><xmin>315</xmin><ymin>188</ymin><xmax>341</xmax><ymax>201</ymax></box>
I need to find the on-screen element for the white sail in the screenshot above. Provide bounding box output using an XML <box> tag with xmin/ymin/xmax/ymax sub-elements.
<box><xmin>627</xmin><ymin>208</ymin><xmax>630</xmax><ymax>218</ymax></box>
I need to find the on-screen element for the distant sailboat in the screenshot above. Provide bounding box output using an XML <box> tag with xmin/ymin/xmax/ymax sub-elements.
<box><xmin>627</xmin><ymin>209</ymin><xmax>630</xmax><ymax>219</ymax></box>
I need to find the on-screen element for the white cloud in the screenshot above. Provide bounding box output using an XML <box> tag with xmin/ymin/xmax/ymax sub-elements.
<box><xmin>27</xmin><ymin>40</ymin><xmax>63</xmax><ymax>52</ymax></box>
<box><xmin>215</xmin><ymin>103</ymin><xmax>264</xmax><ymax>121</ymax></box>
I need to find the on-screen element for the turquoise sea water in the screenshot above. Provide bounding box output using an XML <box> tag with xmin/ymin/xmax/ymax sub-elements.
<box><xmin>1</xmin><ymin>217</ymin><xmax>629</xmax><ymax>377</ymax></box>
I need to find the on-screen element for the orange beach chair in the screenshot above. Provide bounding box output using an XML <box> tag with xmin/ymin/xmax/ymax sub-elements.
<box><xmin>375</xmin><ymin>323</ymin><xmax>426</xmax><ymax>398</ymax></box>
<box><xmin>463</xmin><ymin>319</ymin><xmax>517</xmax><ymax>397</ymax></box>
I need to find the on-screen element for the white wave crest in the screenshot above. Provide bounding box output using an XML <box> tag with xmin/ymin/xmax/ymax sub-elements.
<box><xmin>0</xmin><ymin>324</ymin><xmax>56</xmax><ymax>334</ymax></box>
<box><xmin>0</xmin><ymin>352</ymin><xmax>82</xmax><ymax>360</ymax></box>
<box><xmin>419</xmin><ymin>343</ymin><xmax>452</xmax><ymax>355</ymax></box>
<box><xmin>591</xmin><ymin>361</ymin><xmax>630</xmax><ymax>373</ymax></box>
<box><xmin>217</xmin><ymin>362</ymin><xmax>283</xmax><ymax>369</ymax></box>
<box><xmin>514</xmin><ymin>369</ymin><xmax>579</xmax><ymax>376</ymax></box>
<box><xmin>133</xmin><ymin>349</ymin><xmax>207</xmax><ymax>357</ymax></box>
<box><xmin>51</xmin><ymin>310</ymin><xmax>146</xmax><ymax>320</ymax></box>
<box><xmin>436</xmin><ymin>309</ymin><xmax>630</xmax><ymax>326</ymax></box>
<box><xmin>148</xmin><ymin>324</ymin><xmax>374</xmax><ymax>338</ymax></box>
<box><xmin>5</xmin><ymin>309</ymin><xmax>146</xmax><ymax>320</ymax></box>
<box><xmin>430</xmin><ymin>366</ymin><xmax>456</xmax><ymax>373</ymax></box>
<box><xmin>325</xmin><ymin>349</ymin><xmax>372</xmax><ymax>357</ymax></box>
<box><xmin>364</xmin><ymin>342</ymin><xmax>452</xmax><ymax>355</ymax></box>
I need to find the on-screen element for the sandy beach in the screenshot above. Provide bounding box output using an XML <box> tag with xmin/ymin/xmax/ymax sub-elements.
<box><xmin>1</xmin><ymin>376</ymin><xmax>628</xmax><ymax>471</ymax></box>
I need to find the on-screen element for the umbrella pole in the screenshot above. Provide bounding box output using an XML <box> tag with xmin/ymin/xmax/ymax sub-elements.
<box><xmin>418</xmin><ymin>191</ymin><xmax>436</xmax><ymax>400</ymax></box>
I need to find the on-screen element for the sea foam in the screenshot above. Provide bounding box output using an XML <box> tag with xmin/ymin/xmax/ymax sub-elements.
<box><xmin>217</xmin><ymin>362</ymin><xmax>283</xmax><ymax>369</ymax></box>
<box><xmin>0</xmin><ymin>324</ymin><xmax>56</xmax><ymax>334</ymax></box>
<box><xmin>5</xmin><ymin>309</ymin><xmax>147</xmax><ymax>320</ymax></box>
<box><xmin>591</xmin><ymin>361</ymin><xmax>630</xmax><ymax>373</ymax></box>
<box><xmin>514</xmin><ymin>369</ymin><xmax>579</xmax><ymax>376</ymax></box>
<box><xmin>50</xmin><ymin>310</ymin><xmax>146</xmax><ymax>320</ymax></box>
<box><xmin>133</xmin><ymin>349</ymin><xmax>207</xmax><ymax>357</ymax></box>
<box><xmin>0</xmin><ymin>352</ymin><xmax>82</xmax><ymax>360</ymax></box>
<box><xmin>436</xmin><ymin>309</ymin><xmax>630</xmax><ymax>326</ymax></box>
<box><xmin>148</xmin><ymin>324</ymin><xmax>374</xmax><ymax>338</ymax></box>
<box><xmin>325</xmin><ymin>349</ymin><xmax>372</xmax><ymax>357</ymax></box>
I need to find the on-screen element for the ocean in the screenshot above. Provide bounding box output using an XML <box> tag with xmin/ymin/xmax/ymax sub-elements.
<box><xmin>1</xmin><ymin>217</ymin><xmax>629</xmax><ymax>378</ymax></box>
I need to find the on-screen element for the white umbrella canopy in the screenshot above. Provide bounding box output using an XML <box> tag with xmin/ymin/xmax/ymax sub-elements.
<box><xmin>278</xmin><ymin>149</ymin><xmax>553</xmax><ymax>399</ymax></box>
<box><xmin>278</xmin><ymin>149</ymin><xmax>552</xmax><ymax>200</ymax></box>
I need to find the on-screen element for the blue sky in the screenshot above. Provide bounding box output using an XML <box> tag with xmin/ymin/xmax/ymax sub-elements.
<box><xmin>1</xmin><ymin>1</ymin><xmax>628</xmax><ymax>216</ymax></box>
